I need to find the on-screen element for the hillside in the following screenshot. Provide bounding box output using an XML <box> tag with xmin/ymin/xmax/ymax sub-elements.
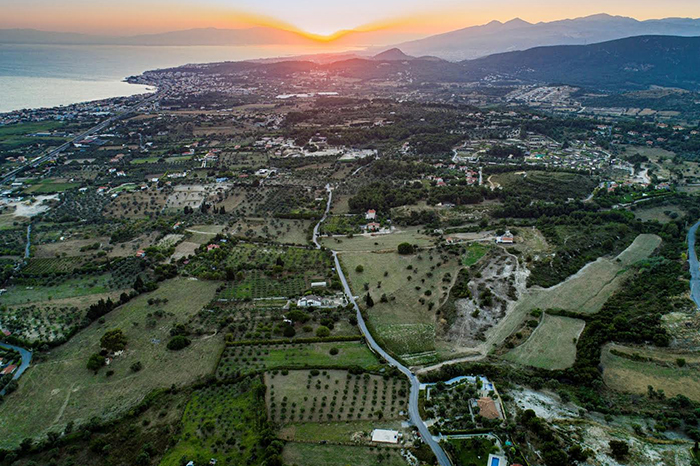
<box><xmin>464</xmin><ymin>35</ymin><xmax>700</xmax><ymax>90</ymax></box>
<box><xmin>385</xmin><ymin>14</ymin><xmax>700</xmax><ymax>60</ymax></box>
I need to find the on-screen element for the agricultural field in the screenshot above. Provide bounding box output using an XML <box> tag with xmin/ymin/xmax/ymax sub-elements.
<box><xmin>185</xmin><ymin>224</ymin><xmax>225</xmax><ymax>244</ymax></box>
<box><xmin>266</xmin><ymin>369</ymin><xmax>408</xmax><ymax>424</ymax></box>
<box><xmin>23</xmin><ymin>180</ymin><xmax>80</xmax><ymax>194</ymax></box>
<box><xmin>2</xmin><ymin>290</ymin><xmax>127</xmax><ymax>342</ymax></box>
<box><xmin>633</xmin><ymin>204</ymin><xmax>686</xmax><ymax>223</ymax></box>
<box><xmin>230</xmin><ymin>217</ymin><xmax>313</xmax><ymax>245</ymax></box>
<box><xmin>185</xmin><ymin>241</ymin><xmax>333</xmax><ymax>283</ymax></box>
<box><xmin>340</xmin><ymin>244</ymin><xmax>464</xmax><ymax>360</ymax></box>
<box><xmin>103</xmin><ymin>190</ymin><xmax>169</xmax><ymax>219</ymax></box>
<box><xmin>505</xmin><ymin>313</ymin><xmax>586</xmax><ymax>370</ymax></box>
<box><xmin>218</xmin><ymin>271</ymin><xmax>307</xmax><ymax>300</ymax></box>
<box><xmin>159</xmin><ymin>378</ymin><xmax>268</xmax><ymax>466</ymax></box>
<box><xmin>0</xmin><ymin>278</ymin><xmax>220</xmax><ymax>447</ymax></box>
<box><xmin>321</xmin><ymin>227</ymin><xmax>434</xmax><ymax>252</ymax></box>
<box><xmin>32</xmin><ymin>236</ymin><xmax>111</xmax><ymax>258</ymax></box>
<box><xmin>476</xmin><ymin>234</ymin><xmax>661</xmax><ymax>358</ymax></box>
<box><xmin>283</xmin><ymin>443</ymin><xmax>409</xmax><ymax>466</ymax></box>
<box><xmin>1</xmin><ymin>274</ymin><xmax>116</xmax><ymax>305</ymax></box>
<box><xmin>601</xmin><ymin>344</ymin><xmax>700</xmax><ymax>401</ymax></box>
<box><xmin>278</xmin><ymin>419</ymin><xmax>404</xmax><ymax>444</ymax></box>
<box><xmin>0</xmin><ymin>121</ymin><xmax>67</xmax><ymax>151</ymax></box>
<box><xmin>216</xmin><ymin>341</ymin><xmax>381</xmax><ymax>379</ymax></box>
<box><xmin>461</xmin><ymin>242</ymin><xmax>489</xmax><ymax>266</ymax></box>
<box><xmin>21</xmin><ymin>256</ymin><xmax>85</xmax><ymax>275</ymax></box>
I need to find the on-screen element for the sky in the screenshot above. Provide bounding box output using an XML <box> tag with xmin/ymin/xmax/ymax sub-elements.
<box><xmin>2</xmin><ymin>0</ymin><xmax>700</xmax><ymax>40</ymax></box>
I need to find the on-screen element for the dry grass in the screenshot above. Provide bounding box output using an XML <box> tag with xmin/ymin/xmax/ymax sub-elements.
<box><xmin>505</xmin><ymin>314</ymin><xmax>586</xmax><ymax>370</ymax></box>
<box><xmin>602</xmin><ymin>344</ymin><xmax>700</xmax><ymax>401</ymax></box>
<box><xmin>0</xmin><ymin>278</ymin><xmax>221</xmax><ymax>448</ymax></box>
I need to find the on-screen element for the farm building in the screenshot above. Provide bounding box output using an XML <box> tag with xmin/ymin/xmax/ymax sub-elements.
<box><xmin>495</xmin><ymin>230</ymin><xmax>514</xmax><ymax>244</ymax></box>
<box><xmin>371</xmin><ymin>429</ymin><xmax>399</xmax><ymax>444</ymax></box>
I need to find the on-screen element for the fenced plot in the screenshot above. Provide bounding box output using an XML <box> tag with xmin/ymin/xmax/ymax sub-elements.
<box><xmin>216</xmin><ymin>341</ymin><xmax>381</xmax><ymax>379</ymax></box>
<box><xmin>505</xmin><ymin>314</ymin><xmax>586</xmax><ymax>370</ymax></box>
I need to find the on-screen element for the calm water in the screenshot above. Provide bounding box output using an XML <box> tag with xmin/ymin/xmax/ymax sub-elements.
<box><xmin>0</xmin><ymin>44</ymin><xmax>350</xmax><ymax>113</ymax></box>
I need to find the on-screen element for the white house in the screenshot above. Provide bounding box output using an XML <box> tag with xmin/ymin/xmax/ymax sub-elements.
<box><xmin>365</xmin><ymin>209</ymin><xmax>377</xmax><ymax>220</ymax></box>
<box><xmin>371</xmin><ymin>429</ymin><xmax>400</xmax><ymax>444</ymax></box>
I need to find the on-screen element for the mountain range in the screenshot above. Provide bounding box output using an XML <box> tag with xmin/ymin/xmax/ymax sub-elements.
<box><xmin>384</xmin><ymin>14</ymin><xmax>700</xmax><ymax>60</ymax></box>
<box><xmin>2</xmin><ymin>14</ymin><xmax>700</xmax><ymax>61</ymax></box>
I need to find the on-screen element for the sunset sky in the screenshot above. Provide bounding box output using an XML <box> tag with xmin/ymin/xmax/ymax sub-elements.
<box><xmin>3</xmin><ymin>0</ymin><xmax>700</xmax><ymax>40</ymax></box>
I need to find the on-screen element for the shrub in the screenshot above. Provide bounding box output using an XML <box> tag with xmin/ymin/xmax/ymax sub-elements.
<box><xmin>316</xmin><ymin>326</ymin><xmax>331</xmax><ymax>338</ymax></box>
<box><xmin>397</xmin><ymin>243</ymin><xmax>415</xmax><ymax>255</ymax></box>
<box><xmin>130</xmin><ymin>361</ymin><xmax>143</xmax><ymax>372</ymax></box>
<box><xmin>167</xmin><ymin>335</ymin><xmax>191</xmax><ymax>351</ymax></box>
<box><xmin>355</xmin><ymin>265</ymin><xmax>364</xmax><ymax>273</ymax></box>
<box><xmin>86</xmin><ymin>353</ymin><xmax>104</xmax><ymax>372</ymax></box>
<box><xmin>100</xmin><ymin>329</ymin><xmax>127</xmax><ymax>352</ymax></box>
<box><xmin>330</xmin><ymin>347</ymin><xmax>339</xmax><ymax>355</ymax></box>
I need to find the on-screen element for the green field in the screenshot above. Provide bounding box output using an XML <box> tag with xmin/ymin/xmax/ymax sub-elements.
<box><xmin>283</xmin><ymin>443</ymin><xmax>408</xmax><ymax>466</ymax></box>
<box><xmin>505</xmin><ymin>314</ymin><xmax>586</xmax><ymax>370</ymax></box>
<box><xmin>0</xmin><ymin>278</ymin><xmax>220</xmax><ymax>447</ymax></box>
<box><xmin>1</xmin><ymin>274</ymin><xmax>115</xmax><ymax>305</ymax></box>
<box><xmin>266</xmin><ymin>369</ymin><xmax>407</xmax><ymax>424</ymax></box>
<box><xmin>462</xmin><ymin>242</ymin><xmax>489</xmax><ymax>266</ymax></box>
<box><xmin>159</xmin><ymin>379</ymin><xmax>267</xmax><ymax>466</ymax></box>
<box><xmin>216</xmin><ymin>341</ymin><xmax>381</xmax><ymax>379</ymax></box>
<box><xmin>321</xmin><ymin>228</ymin><xmax>434</xmax><ymax>252</ymax></box>
<box><xmin>602</xmin><ymin>344</ymin><xmax>700</xmax><ymax>402</ymax></box>
<box><xmin>279</xmin><ymin>420</ymin><xmax>403</xmax><ymax>443</ymax></box>
<box><xmin>0</xmin><ymin>121</ymin><xmax>67</xmax><ymax>150</ymax></box>
<box><xmin>24</xmin><ymin>181</ymin><xmax>80</xmax><ymax>194</ymax></box>
<box><xmin>340</xmin><ymin>247</ymin><xmax>462</xmax><ymax>359</ymax></box>
<box><xmin>218</xmin><ymin>270</ymin><xmax>308</xmax><ymax>299</ymax></box>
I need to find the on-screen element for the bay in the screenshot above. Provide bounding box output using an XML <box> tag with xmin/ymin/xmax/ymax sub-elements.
<box><xmin>0</xmin><ymin>43</ymin><xmax>349</xmax><ymax>113</ymax></box>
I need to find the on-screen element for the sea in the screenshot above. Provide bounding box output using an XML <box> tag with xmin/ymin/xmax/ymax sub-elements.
<box><xmin>0</xmin><ymin>43</ymin><xmax>350</xmax><ymax>114</ymax></box>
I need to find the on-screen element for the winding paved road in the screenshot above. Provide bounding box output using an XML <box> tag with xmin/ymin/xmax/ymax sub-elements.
<box><xmin>0</xmin><ymin>343</ymin><xmax>33</xmax><ymax>395</ymax></box>
<box><xmin>314</xmin><ymin>185</ymin><xmax>451</xmax><ymax>466</ymax></box>
<box><xmin>687</xmin><ymin>219</ymin><xmax>700</xmax><ymax>309</ymax></box>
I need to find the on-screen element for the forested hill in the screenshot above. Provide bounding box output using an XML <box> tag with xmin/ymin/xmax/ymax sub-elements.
<box><xmin>153</xmin><ymin>35</ymin><xmax>700</xmax><ymax>91</ymax></box>
<box><xmin>464</xmin><ymin>35</ymin><xmax>700</xmax><ymax>90</ymax></box>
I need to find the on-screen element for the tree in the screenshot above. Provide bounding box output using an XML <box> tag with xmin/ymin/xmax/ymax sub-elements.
<box><xmin>133</xmin><ymin>275</ymin><xmax>145</xmax><ymax>293</ymax></box>
<box><xmin>86</xmin><ymin>353</ymin><xmax>104</xmax><ymax>372</ymax></box>
<box><xmin>397</xmin><ymin>242</ymin><xmax>415</xmax><ymax>255</ymax></box>
<box><xmin>355</xmin><ymin>265</ymin><xmax>364</xmax><ymax>273</ymax></box>
<box><xmin>609</xmin><ymin>440</ymin><xmax>629</xmax><ymax>461</ymax></box>
<box><xmin>101</xmin><ymin>329</ymin><xmax>127</xmax><ymax>352</ymax></box>
<box><xmin>167</xmin><ymin>335</ymin><xmax>191</xmax><ymax>350</ymax></box>
<box><xmin>365</xmin><ymin>293</ymin><xmax>375</xmax><ymax>307</ymax></box>
<box><xmin>283</xmin><ymin>325</ymin><xmax>296</xmax><ymax>337</ymax></box>
<box><xmin>316</xmin><ymin>326</ymin><xmax>331</xmax><ymax>338</ymax></box>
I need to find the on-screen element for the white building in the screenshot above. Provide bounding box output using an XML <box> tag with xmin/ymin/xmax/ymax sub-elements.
<box><xmin>371</xmin><ymin>429</ymin><xmax>400</xmax><ymax>444</ymax></box>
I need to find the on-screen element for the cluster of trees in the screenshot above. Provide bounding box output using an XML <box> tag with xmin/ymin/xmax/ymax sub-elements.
<box><xmin>348</xmin><ymin>182</ymin><xmax>424</xmax><ymax>214</ymax></box>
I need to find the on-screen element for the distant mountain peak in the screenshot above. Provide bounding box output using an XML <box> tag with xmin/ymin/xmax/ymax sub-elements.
<box><xmin>372</xmin><ymin>48</ymin><xmax>413</xmax><ymax>61</ymax></box>
<box><xmin>504</xmin><ymin>18</ymin><xmax>531</xmax><ymax>26</ymax></box>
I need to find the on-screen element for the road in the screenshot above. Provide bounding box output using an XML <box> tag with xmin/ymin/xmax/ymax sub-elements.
<box><xmin>24</xmin><ymin>224</ymin><xmax>31</xmax><ymax>259</ymax></box>
<box><xmin>314</xmin><ymin>185</ymin><xmax>452</xmax><ymax>466</ymax></box>
<box><xmin>0</xmin><ymin>343</ymin><xmax>33</xmax><ymax>395</ymax></box>
<box><xmin>687</xmin><ymin>219</ymin><xmax>700</xmax><ymax>309</ymax></box>
<box><xmin>1</xmin><ymin>87</ymin><xmax>165</xmax><ymax>185</ymax></box>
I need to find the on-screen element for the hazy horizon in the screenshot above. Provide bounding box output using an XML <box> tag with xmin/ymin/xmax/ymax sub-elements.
<box><xmin>3</xmin><ymin>1</ymin><xmax>700</xmax><ymax>45</ymax></box>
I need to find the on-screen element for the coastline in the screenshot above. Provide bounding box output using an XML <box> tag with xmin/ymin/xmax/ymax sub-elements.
<box><xmin>0</xmin><ymin>75</ymin><xmax>156</xmax><ymax>114</ymax></box>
